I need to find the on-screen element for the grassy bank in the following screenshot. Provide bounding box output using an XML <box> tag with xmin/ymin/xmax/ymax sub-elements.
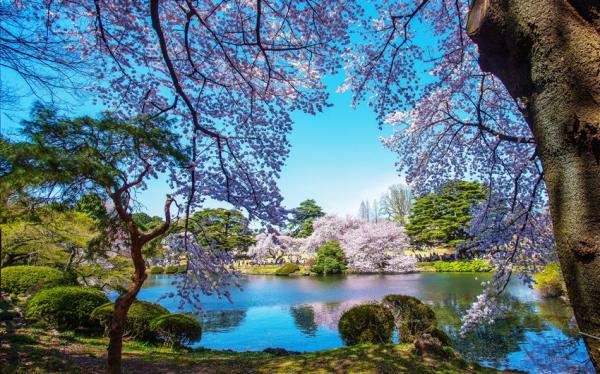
<box><xmin>237</xmin><ymin>264</ymin><xmax>310</xmax><ymax>275</ymax></box>
<box><xmin>0</xmin><ymin>327</ymin><xmax>496</xmax><ymax>373</ymax></box>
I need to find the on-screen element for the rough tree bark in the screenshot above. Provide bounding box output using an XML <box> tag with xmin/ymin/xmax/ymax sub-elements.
<box><xmin>468</xmin><ymin>0</ymin><xmax>600</xmax><ymax>368</ymax></box>
<box><xmin>106</xmin><ymin>195</ymin><xmax>173</xmax><ymax>374</ymax></box>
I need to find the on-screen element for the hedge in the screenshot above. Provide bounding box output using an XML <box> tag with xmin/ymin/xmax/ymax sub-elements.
<box><xmin>432</xmin><ymin>259</ymin><xmax>492</xmax><ymax>272</ymax></box>
<box><xmin>25</xmin><ymin>286</ymin><xmax>109</xmax><ymax>330</ymax></box>
<box><xmin>338</xmin><ymin>304</ymin><xmax>394</xmax><ymax>345</ymax></box>
<box><xmin>1</xmin><ymin>266</ymin><xmax>72</xmax><ymax>295</ymax></box>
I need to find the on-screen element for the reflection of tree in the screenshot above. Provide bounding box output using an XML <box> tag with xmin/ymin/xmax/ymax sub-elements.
<box><xmin>290</xmin><ymin>305</ymin><xmax>318</xmax><ymax>337</ymax></box>
<box><xmin>433</xmin><ymin>293</ymin><xmax>544</xmax><ymax>367</ymax></box>
<box><xmin>538</xmin><ymin>299</ymin><xmax>579</xmax><ymax>337</ymax></box>
<box><xmin>202</xmin><ymin>310</ymin><xmax>247</xmax><ymax>333</ymax></box>
<box><xmin>522</xmin><ymin>332</ymin><xmax>594</xmax><ymax>373</ymax></box>
<box><xmin>310</xmin><ymin>300</ymin><xmax>368</xmax><ymax>331</ymax></box>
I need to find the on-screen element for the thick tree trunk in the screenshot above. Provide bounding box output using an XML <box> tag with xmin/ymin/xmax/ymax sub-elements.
<box><xmin>106</xmin><ymin>240</ymin><xmax>147</xmax><ymax>374</ymax></box>
<box><xmin>468</xmin><ymin>0</ymin><xmax>600</xmax><ymax>368</ymax></box>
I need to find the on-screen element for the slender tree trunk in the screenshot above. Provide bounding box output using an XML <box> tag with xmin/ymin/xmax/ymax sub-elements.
<box><xmin>468</xmin><ymin>0</ymin><xmax>600</xmax><ymax>368</ymax></box>
<box><xmin>106</xmin><ymin>240</ymin><xmax>147</xmax><ymax>374</ymax></box>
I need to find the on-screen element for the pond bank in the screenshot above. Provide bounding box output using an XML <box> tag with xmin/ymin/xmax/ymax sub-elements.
<box><xmin>0</xmin><ymin>327</ymin><xmax>497</xmax><ymax>373</ymax></box>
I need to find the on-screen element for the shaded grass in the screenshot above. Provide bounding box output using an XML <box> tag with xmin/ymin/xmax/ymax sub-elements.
<box><xmin>1</xmin><ymin>327</ymin><xmax>497</xmax><ymax>373</ymax></box>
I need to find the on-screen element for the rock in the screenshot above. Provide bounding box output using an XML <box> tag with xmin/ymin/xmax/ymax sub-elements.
<box><xmin>262</xmin><ymin>347</ymin><xmax>301</xmax><ymax>356</ymax></box>
<box><xmin>414</xmin><ymin>334</ymin><xmax>447</xmax><ymax>358</ymax></box>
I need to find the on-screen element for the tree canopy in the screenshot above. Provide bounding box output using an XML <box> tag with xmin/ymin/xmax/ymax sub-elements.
<box><xmin>405</xmin><ymin>181</ymin><xmax>486</xmax><ymax>248</ymax></box>
<box><xmin>288</xmin><ymin>199</ymin><xmax>325</xmax><ymax>238</ymax></box>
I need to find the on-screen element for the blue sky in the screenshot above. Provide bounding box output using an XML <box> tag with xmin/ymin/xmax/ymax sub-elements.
<box><xmin>1</xmin><ymin>70</ymin><xmax>405</xmax><ymax>218</ymax></box>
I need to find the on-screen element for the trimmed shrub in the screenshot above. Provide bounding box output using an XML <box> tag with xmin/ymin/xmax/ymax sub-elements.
<box><xmin>149</xmin><ymin>266</ymin><xmax>164</xmax><ymax>274</ymax></box>
<box><xmin>164</xmin><ymin>265</ymin><xmax>179</xmax><ymax>274</ymax></box>
<box><xmin>25</xmin><ymin>286</ymin><xmax>109</xmax><ymax>330</ymax></box>
<box><xmin>1</xmin><ymin>266</ymin><xmax>72</xmax><ymax>295</ymax></box>
<box><xmin>311</xmin><ymin>241</ymin><xmax>347</xmax><ymax>275</ymax></box>
<box><xmin>338</xmin><ymin>304</ymin><xmax>394</xmax><ymax>345</ymax></box>
<box><xmin>92</xmin><ymin>301</ymin><xmax>169</xmax><ymax>341</ymax></box>
<box><xmin>432</xmin><ymin>260</ymin><xmax>492</xmax><ymax>272</ymax></box>
<box><xmin>534</xmin><ymin>262</ymin><xmax>566</xmax><ymax>298</ymax></box>
<box><xmin>275</xmin><ymin>263</ymin><xmax>300</xmax><ymax>276</ymax></box>
<box><xmin>382</xmin><ymin>294</ymin><xmax>436</xmax><ymax>343</ymax></box>
<box><xmin>150</xmin><ymin>314</ymin><xmax>201</xmax><ymax>347</ymax></box>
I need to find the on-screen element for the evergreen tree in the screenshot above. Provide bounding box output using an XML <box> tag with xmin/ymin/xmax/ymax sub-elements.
<box><xmin>405</xmin><ymin>181</ymin><xmax>486</xmax><ymax>248</ymax></box>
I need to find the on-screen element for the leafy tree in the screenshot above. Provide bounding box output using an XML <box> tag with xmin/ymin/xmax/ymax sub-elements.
<box><xmin>289</xmin><ymin>199</ymin><xmax>325</xmax><ymax>238</ymax></box>
<box><xmin>311</xmin><ymin>241</ymin><xmax>347</xmax><ymax>275</ymax></box>
<box><xmin>1</xmin><ymin>106</ymin><xmax>187</xmax><ymax>371</ymax></box>
<box><xmin>405</xmin><ymin>181</ymin><xmax>486</xmax><ymax>248</ymax></box>
<box><xmin>186</xmin><ymin>208</ymin><xmax>254</xmax><ymax>258</ymax></box>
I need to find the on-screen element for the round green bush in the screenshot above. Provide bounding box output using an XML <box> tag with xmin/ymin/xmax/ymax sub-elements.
<box><xmin>338</xmin><ymin>304</ymin><xmax>394</xmax><ymax>346</ymax></box>
<box><xmin>1</xmin><ymin>266</ymin><xmax>72</xmax><ymax>295</ymax></box>
<box><xmin>149</xmin><ymin>314</ymin><xmax>201</xmax><ymax>347</ymax></box>
<box><xmin>92</xmin><ymin>300</ymin><xmax>169</xmax><ymax>341</ymax></box>
<box><xmin>25</xmin><ymin>286</ymin><xmax>109</xmax><ymax>330</ymax></box>
<box><xmin>149</xmin><ymin>266</ymin><xmax>164</xmax><ymax>274</ymax></box>
<box><xmin>275</xmin><ymin>263</ymin><xmax>300</xmax><ymax>276</ymax></box>
<box><xmin>311</xmin><ymin>241</ymin><xmax>347</xmax><ymax>275</ymax></box>
<box><xmin>164</xmin><ymin>265</ymin><xmax>179</xmax><ymax>274</ymax></box>
<box><xmin>382</xmin><ymin>294</ymin><xmax>437</xmax><ymax>343</ymax></box>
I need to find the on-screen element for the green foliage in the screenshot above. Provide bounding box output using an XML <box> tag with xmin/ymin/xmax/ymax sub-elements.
<box><xmin>150</xmin><ymin>266</ymin><xmax>165</xmax><ymax>274</ymax></box>
<box><xmin>274</xmin><ymin>263</ymin><xmax>300</xmax><ymax>276</ymax></box>
<box><xmin>74</xmin><ymin>193</ymin><xmax>107</xmax><ymax>221</ymax></box>
<box><xmin>289</xmin><ymin>199</ymin><xmax>325</xmax><ymax>238</ymax></box>
<box><xmin>430</xmin><ymin>328</ymin><xmax>453</xmax><ymax>347</ymax></box>
<box><xmin>405</xmin><ymin>180</ymin><xmax>486</xmax><ymax>247</ymax></box>
<box><xmin>534</xmin><ymin>262</ymin><xmax>566</xmax><ymax>298</ymax></box>
<box><xmin>311</xmin><ymin>241</ymin><xmax>347</xmax><ymax>275</ymax></box>
<box><xmin>431</xmin><ymin>260</ymin><xmax>492</xmax><ymax>272</ymax></box>
<box><xmin>92</xmin><ymin>301</ymin><xmax>169</xmax><ymax>341</ymax></box>
<box><xmin>338</xmin><ymin>304</ymin><xmax>395</xmax><ymax>345</ymax></box>
<box><xmin>149</xmin><ymin>314</ymin><xmax>202</xmax><ymax>347</ymax></box>
<box><xmin>1</xmin><ymin>265</ymin><xmax>72</xmax><ymax>294</ymax></box>
<box><xmin>25</xmin><ymin>286</ymin><xmax>109</xmax><ymax>330</ymax></box>
<box><xmin>133</xmin><ymin>212</ymin><xmax>164</xmax><ymax>232</ymax></box>
<box><xmin>185</xmin><ymin>208</ymin><xmax>255</xmax><ymax>257</ymax></box>
<box><xmin>164</xmin><ymin>265</ymin><xmax>179</xmax><ymax>274</ymax></box>
<box><xmin>382</xmin><ymin>295</ymin><xmax>437</xmax><ymax>343</ymax></box>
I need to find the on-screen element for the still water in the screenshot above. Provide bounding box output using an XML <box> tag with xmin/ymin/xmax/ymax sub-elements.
<box><xmin>137</xmin><ymin>273</ymin><xmax>593</xmax><ymax>373</ymax></box>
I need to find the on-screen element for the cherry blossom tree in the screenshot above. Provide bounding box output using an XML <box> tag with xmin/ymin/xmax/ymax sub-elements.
<box><xmin>341</xmin><ymin>220</ymin><xmax>416</xmax><ymax>273</ymax></box>
<box><xmin>4</xmin><ymin>1</ymin><xmax>360</xmax><ymax>371</ymax></box>
<box><xmin>248</xmin><ymin>232</ymin><xmax>303</xmax><ymax>264</ymax></box>
<box><xmin>342</xmin><ymin>0</ymin><xmax>599</xmax><ymax>365</ymax></box>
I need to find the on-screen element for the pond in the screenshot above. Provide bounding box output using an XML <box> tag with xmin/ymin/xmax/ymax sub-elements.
<box><xmin>137</xmin><ymin>273</ymin><xmax>593</xmax><ymax>373</ymax></box>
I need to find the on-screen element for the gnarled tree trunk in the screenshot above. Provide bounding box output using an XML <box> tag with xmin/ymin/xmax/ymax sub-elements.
<box><xmin>468</xmin><ymin>0</ymin><xmax>600</xmax><ymax>369</ymax></box>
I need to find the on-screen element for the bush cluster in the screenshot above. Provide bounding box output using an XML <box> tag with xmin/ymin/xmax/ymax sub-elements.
<box><xmin>149</xmin><ymin>266</ymin><xmax>164</xmax><ymax>274</ymax></box>
<box><xmin>25</xmin><ymin>286</ymin><xmax>109</xmax><ymax>330</ymax></box>
<box><xmin>338</xmin><ymin>304</ymin><xmax>394</xmax><ymax>345</ymax></box>
<box><xmin>432</xmin><ymin>259</ymin><xmax>492</xmax><ymax>272</ymax></box>
<box><xmin>311</xmin><ymin>241</ymin><xmax>347</xmax><ymax>275</ymax></box>
<box><xmin>164</xmin><ymin>265</ymin><xmax>179</xmax><ymax>274</ymax></box>
<box><xmin>534</xmin><ymin>262</ymin><xmax>566</xmax><ymax>298</ymax></box>
<box><xmin>91</xmin><ymin>301</ymin><xmax>201</xmax><ymax>346</ymax></box>
<box><xmin>1</xmin><ymin>266</ymin><xmax>72</xmax><ymax>295</ymax></box>
<box><xmin>92</xmin><ymin>301</ymin><xmax>169</xmax><ymax>341</ymax></box>
<box><xmin>274</xmin><ymin>263</ymin><xmax>300</xmax><ymax>276</ymax></box>
<box><xmin>338</xmin><ymin>295</ymin><xmax>453</xmax><ymax>348</ymax></box>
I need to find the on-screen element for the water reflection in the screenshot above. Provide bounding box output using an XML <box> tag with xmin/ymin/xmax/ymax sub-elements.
<box><xmin>202</xmin><ymin>310</ymin><xmax>247</xmax><ymax>333</ymax></box>
<box><xmin>139</xmin><ymin>273</ymin><xmax>593</xmax><ymax>373</ymax></box>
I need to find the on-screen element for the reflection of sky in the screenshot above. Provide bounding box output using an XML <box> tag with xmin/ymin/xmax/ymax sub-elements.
<box><xmin>134</xmin><ymin>273</ymin><xmax>593</xmax><ymax>373</ymax></box>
